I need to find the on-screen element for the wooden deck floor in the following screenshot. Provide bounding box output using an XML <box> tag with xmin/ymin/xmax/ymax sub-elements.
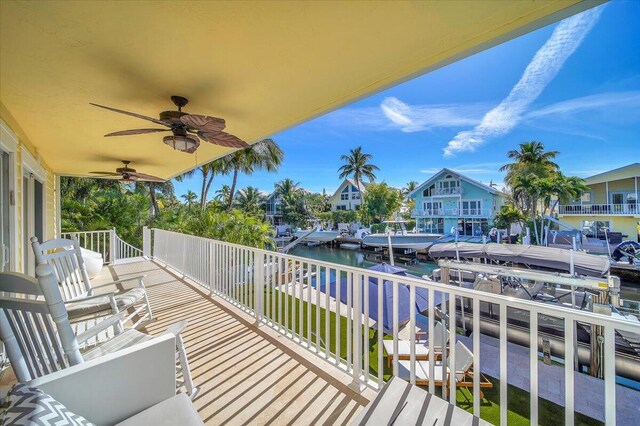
<box><xmin>100</xmin><ymin>259</ymin><xmax>372</xmax><ymax>425</ymax></box>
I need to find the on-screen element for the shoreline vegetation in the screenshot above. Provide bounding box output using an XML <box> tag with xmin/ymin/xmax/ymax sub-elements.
<box><xmin>62</xmin><ymin>140</ymin><xmax>588</xmax><ymax>251</ymax></box>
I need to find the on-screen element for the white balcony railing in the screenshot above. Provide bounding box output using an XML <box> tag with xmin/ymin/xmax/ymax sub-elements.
<box><xmin>435</xmin><ymin>187</ymin><xmax>462</xmax><ymax>196</ymax></box>
<box><xmin>412</xmin><ymin>208</ymin><xmax>494</xmax><ymax>217</ymax></box>
<box><xmin>559</xmin><ymin>203</ymin><xmax>639</xmax><ymax>215</ymax></box>
<box><xmin>148</xmin><ymin>227</ymin><xmax>637</xmax><ymax>425</ymax></box>
<box><xmin>61</xmin><ymin>229</ymin><xmax>143</xmax><ymax>263</ymax></box>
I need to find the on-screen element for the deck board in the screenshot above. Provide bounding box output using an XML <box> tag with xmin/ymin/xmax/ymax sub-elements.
<box><xmin>100</xmin><ymin>259</ymin><xmax>371</xmax><ymax>425</ymax></box>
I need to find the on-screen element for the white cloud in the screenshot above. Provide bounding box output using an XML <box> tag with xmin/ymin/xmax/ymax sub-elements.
<box><xmin>380</xmin><ymin>97</ymin><xmax>483</xmax><ymax>132</ymax></box>
<box><xmin>320</xmin><ymin>99</ymin><xmax>485</xmax><ymax>132</ymax></box>
<box><xmin>526</xmin><ymin>91</ymin><xmax>640</xmax><ymax>119</ymax></box>
<box><xmin>443</xmin><ymin>6</ymin><xmax>603</xmax><ymax>157</ymax></box>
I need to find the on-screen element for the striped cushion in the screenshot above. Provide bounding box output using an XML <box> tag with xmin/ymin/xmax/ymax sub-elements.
<box><xmin>2</xmin><ymin>383</ymin><xmax>94</xmax><ymax>425</ymax></box>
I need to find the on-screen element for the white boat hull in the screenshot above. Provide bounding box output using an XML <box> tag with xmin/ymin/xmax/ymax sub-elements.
<box><xmin>362</xmin><ymin>233</ymin><xmax>442</xmax><ymax>250</ymax></box>
<box><xmin>294</xmin><ymin>231</ymin><xmax>340</xmax><ymax>243</ymax></box>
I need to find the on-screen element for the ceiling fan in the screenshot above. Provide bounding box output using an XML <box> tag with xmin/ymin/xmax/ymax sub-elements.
<box><xmin>90</xmin><ymin>161</ymin><xmax>164</xmax><ymax>184</ymax></box>
<box><xmin>91</xmin><ymin>96</ymin><xmax>248</xmax><ymax>153</ymax></box>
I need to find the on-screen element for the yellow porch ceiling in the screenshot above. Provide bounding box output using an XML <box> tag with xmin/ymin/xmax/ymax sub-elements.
<box><xmin>0</xmin><ymin>1</ymin><xmax>600</xmax><ymax>179</ymax></box>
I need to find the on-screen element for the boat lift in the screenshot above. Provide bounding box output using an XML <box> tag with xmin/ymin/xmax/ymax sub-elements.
<box><xmin>280</xmin><ymin>226</ymin><xmax>318</xmax><ymax>253</ymax></box>
<box><xmin>437</xmin><ymin>259</ymin><xmax>621</xmax><ymax>307</ymax></box>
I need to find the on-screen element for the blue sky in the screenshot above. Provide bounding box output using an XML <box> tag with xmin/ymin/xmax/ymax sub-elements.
<box><xmin>174</xmin><ymin>1</ymin><xmax>640</xmax><ymax>198</ymax></box>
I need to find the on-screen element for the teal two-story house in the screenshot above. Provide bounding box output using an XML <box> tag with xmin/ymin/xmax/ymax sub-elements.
<box><xmin>408</xmin><ymin>168</ymin><xmax>506</xmax><ymax>236</ymax></box>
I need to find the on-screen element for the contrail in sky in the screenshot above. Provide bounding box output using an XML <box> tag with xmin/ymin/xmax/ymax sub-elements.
<box><xmin>443</xmin><ymin>6</ymin><xmax>604</xmax><ymax>157</ymax></box>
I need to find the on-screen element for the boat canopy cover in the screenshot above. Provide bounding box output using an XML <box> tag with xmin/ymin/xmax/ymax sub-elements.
<box><xmin>428</xmin><ymin>242</ymin><xmax>610</xmax><ymax>277</ymax></box>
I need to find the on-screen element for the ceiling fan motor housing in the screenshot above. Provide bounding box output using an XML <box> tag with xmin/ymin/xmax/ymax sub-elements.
<box><xmin>163</xmin><ymin>134</ymin><xmax>200</xmax><ymax>154</ymax></box>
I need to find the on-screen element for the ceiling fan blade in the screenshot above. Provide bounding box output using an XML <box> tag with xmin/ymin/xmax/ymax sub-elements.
<box><xmin>181</xmin><ymin>114</ymin><xmax>226</xmax><ymax>132</ymax></box>
<box><xmin>90</xmin><ymin>171</ymin><xmax>121</xmax><ymax>176</ymax></box>
<box><xmin>105</xmin><ymin>128</ymin><xmax>170</xmax><ymax>137</ymax></box>
<box><xmin>128</xmin><ymin>172</ymin><xmax>165</xmax><ymax>182</ymax></box>
<box><xmin>90</xmin><ymin>103</ymin><xmax>169</xmax><ymax>127</ymax></box>
<box><xmin>198</xmin><ymin>131</ymin><xmax>249</xmax><ymax>148</ymax></box>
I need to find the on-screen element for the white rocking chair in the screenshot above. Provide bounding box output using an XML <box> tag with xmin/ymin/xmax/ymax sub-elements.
<box><xmin>0</xmin><ymin>264</ymin><xmax>196</xmax><ymax>396</ymax></box>
<box><xmin>31</xmin><ymin>236</ymin><xmax>153</xmax><ymax>329</ymax></box>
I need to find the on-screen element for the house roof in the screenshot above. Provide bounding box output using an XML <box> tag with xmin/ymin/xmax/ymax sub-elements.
<box><xmin>0</xmin><ymin>1</ymin><xmax>596</xmax><ymax>179</ymax></box>
<box><xmin>330</xmin><ymin>179</ymin><xmax>370</xmax><ymax>200</ymax></box>
<box><xmin>408</xmin><ymin>168</ymin><xmax>502</xmax><ymax>198</ymax></box>
<box><xmin>584</xmin><ymin>163</ymin><xmax>640</xmax><ymax>185</ymax></box>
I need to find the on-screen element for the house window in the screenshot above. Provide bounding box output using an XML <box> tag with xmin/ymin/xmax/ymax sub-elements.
<box><xmin>422</xmin><ymin>184</ymin><xmax>435</xmax><ymax>197</ymax></box>
<box><xmin>458</xmin><ymin>218</ymin><xmax>489</xmax><ymax>236</ymax></box>
<box><xmin>461</xmin><ymin>200</ymin><xmax>482</xmax><ymax>216</ymax></box>
<box><xmin>355</xmin><ymin>205</ymin><xmax>361</xmax><ymax>210</ymax></box>
<box><xmin>336</xmin><ymin>205</ymin><xmax>347</xmax><ymax>211</ymax></box>
<box><xmin>423</xmin><ymin>201</ymin><xmax>442</xmax><ymax>214</ymax></box>
<box><xmin>351</xmin><ymin>193</ymin><xmax>360</xmax><ymax>200</ymax></box>
<box><xmin>582</xmin><ymin>220</ymin><xmax>612</xmax><ymax>237</ymax></box>
<box><xmin>341</xmin><ymin>193</ymin><xmax>349</xmax><ymax>200</ymax></box>
<box><xmin>581</xmin><ymin>192</ymin><xmax>591</xmax><ymax>203</ymax></box>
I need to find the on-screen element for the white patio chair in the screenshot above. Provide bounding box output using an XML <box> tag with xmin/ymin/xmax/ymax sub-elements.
<box><xmin>397</xmin><ymin>341</ymin><xmax>492</xmax><ymax>397</ymax></box>
<box><xmin>0</xmin><ymin>264</ymin><xmax>196</xmax><ymax>396</ymax></box>
<box><xmin>31</xmin><ymin>236</ymin><xmax>153</xmax><ymax>328</ymax></box>
<box><xmin>382</xmin><ymin>321</ymin><xmax>449</xmax><ymax>366</ymax></box>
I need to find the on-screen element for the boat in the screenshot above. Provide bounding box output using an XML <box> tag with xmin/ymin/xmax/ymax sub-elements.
<box><xmin>362</xmin><ymin>220</ymin><xmax>442</xmax><ymax>251</ymax></box>
<box><xmin>339</xmin><ymin>243</ymin><xmax>360</xmax><ymax>250</ymax></box>
<box><xmin>427</xmin><ymin>241</ymin><xmax>611</xmax><ymax>277</ymax></box>
<box><xmin>431</xmin><ymin>259</ymin><xmax>640</xmax><ymax>382</ymax></box>
<box><xmin>610</xmin><ymin>241</ymin><xmax>640</xmax><ymax>282</ymax></box>
<box><xmin>293</xmin><ymin>229</ymin><xmax>340</xmax><ymax>244</ymax></box>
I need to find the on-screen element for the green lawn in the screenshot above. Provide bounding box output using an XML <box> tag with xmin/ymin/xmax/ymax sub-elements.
<box><xmin>236</xmin><ymin>284</ymin><xmax>602</xmax><ymax>426</ymax></box>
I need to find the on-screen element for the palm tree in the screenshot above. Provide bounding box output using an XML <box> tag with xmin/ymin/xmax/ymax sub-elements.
<box><xmin>214</xmin><ymin>185</ymin><xmax>232</xmax><ymax>206</ymax></box>
<box><xmin>175</xmin><ymin>158</ymin><xmax>229</xmax><ymax>210</ymax></box>
<box><xmin>402</xmin><ymin>181</ymin><xmax>419</xmax><ymax>198</ymax></box>
<box><xmin>275</xmin><ymin>178</ymin><xmax>301</xmax><ymax>199</ymax></box>
<box><xmin>499</xmin><ymin>141</ymin><xmax>559</xmax><ymax>187</ymax></box>
<box><xmin>536</xmin><ymin>173</ymin><xmax>588</xmax><ymax>244</ymax></box>
<box><xmin>181</xmin><ymin>190</ymin><xmax>198</xmax><ymax>210</ymax></box>
<box><xmin>337</xmin><ymin>146</ymin><xmax>379</xmax><ymax>203</ymax></box>
<box><xmin>146</xmin><ymin>181</ymin><xmax>175</xmax><ymax>216</ymax></box>
<box><xmin>235</xmin><ymin>186</ymin><xmax>266</xmax><ymax>215</ymax></box>
<box><xmin>225</xmin><ymin>139</ymin><xmax>284</xmax><ymax>210</ymax></box>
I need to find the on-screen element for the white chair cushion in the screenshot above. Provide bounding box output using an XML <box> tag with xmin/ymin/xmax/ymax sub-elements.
<box><xmin>115</xmin><ymin>393</ymin><xmax>203</xmax><ymax>426</ymax></box>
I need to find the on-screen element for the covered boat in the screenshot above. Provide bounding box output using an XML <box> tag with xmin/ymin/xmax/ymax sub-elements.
<box><xmin>428</xmin><ymin>242</ymin><xmax>610</xmax><ymax>277</ymax></box>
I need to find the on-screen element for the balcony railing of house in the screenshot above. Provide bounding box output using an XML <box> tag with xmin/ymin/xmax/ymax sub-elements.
<box><xmin>130</xmin><ymin>227</ymin><xmax>635</xmax><ymax>425</ymax></box>
<box><xmin>432</xmin><ymin>187</ymin><xmax>463</xmax><ymax>196</ymax></box>
<box><xmin>412</xmin><ymin>208</ymin><xmax>494</xmax><ymax>217</ymax></box>
<box><xmin>60</xmin><ymin>228</ymin><xmax>144</xmax><ymax>264</ymax></box>
<box><xmin>559</xmin><ymin>203</ymin><xmax>639</xmax><ymax>215</ymax></box>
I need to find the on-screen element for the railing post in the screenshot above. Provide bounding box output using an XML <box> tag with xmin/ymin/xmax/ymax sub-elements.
<box><xmin>109</xmin><ymin>227</ymin><xmax>116</xmax><ymax>264</ymax></box>
<box><xmin>351</xmin><ymin>271</ymin><xmax>362</xmax><ymax>389</ymax></box>
<box><xmin>255</xmin><ymin>251</ymin><xmax>265</xmax><ymax>324</ymax></box>
<box><xmin>142</xmin><ymin>226</ymin><xmax>151</xmax><ymax>259</ymax></box>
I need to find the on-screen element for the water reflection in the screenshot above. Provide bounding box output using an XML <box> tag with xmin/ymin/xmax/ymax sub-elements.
<box><xmin>288</xmin><ymin>245</ymin><xmax>438</xmax><ymax>278</ymax></box>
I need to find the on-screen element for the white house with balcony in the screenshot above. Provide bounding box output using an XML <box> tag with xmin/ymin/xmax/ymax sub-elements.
<box><xmin>330</xmin><ymin>179</ymin><xmax>370</xmax><ymax>211</ymax></box>
<box><xmin>408</xmin><ymin>168</ymin><xmax>505</xmax><ymax>236</ymax></box>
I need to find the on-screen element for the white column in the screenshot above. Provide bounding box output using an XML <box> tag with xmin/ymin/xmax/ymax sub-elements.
<box><xmin>55</xmin><ymin>174</ymin><xmax>62</xmax><ymax>238</ymax></box>
<box><xmin>109</xmin><ymin>227</ymin><xmax>116</xmax><ymax>264</ymax></box>
<box><xmin>605</xmin><ymin>181</ymin><xmax>609</xmax><ymax>205</ymax></box>
<box><xmin>635</xmin><ymin>176</ymin><xmax>638</xmax><ymax>211</ymax></box>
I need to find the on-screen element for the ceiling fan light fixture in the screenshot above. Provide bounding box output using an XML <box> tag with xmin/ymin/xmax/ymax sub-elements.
<box><xmin>163</xmin><ymin>134</ymin><xmax>200</xmax><ymax>154</ymax></box>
